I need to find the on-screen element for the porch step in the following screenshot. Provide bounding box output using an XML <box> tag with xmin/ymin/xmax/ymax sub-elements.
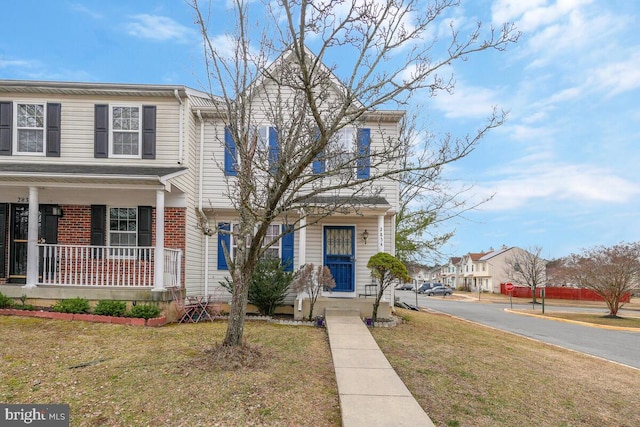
<box><xmin>324</xmin><ymin>308</ymin><xmax>361</xmax><ymax>318</ymax></box>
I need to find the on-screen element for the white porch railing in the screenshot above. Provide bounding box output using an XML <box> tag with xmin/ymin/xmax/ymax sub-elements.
<box><xmin>38</xmin><ymin>244</ymin><xmax>182</xmax><ymax>288</ymax></box>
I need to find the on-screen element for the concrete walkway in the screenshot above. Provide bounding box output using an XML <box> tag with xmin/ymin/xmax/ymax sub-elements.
<box><xmin>325</xmin><ymin>309</ymin><xmax>434</xmax><ymax>427</ymax></box>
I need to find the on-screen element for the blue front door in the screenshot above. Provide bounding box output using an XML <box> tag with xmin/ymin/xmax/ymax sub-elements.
<box><xmin>324</xmin><ymin>226</ymin><xmax>355</xmax><ymax>292</ymax></box>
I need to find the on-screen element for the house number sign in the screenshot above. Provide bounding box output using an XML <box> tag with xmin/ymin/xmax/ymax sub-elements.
<box><xmin>17</xmin><ymin>197</ymin><xmax>29</xmax><ymax>203</ymax></box>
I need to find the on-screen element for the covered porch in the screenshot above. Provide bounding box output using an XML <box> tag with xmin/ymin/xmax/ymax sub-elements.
<box><xmin>0</xmin><ymin>164</ymin><xmax>187</xmax><ymax>297</ymax></box>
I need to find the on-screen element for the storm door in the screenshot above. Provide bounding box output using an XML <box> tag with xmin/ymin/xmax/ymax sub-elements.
<box><xmin>9</xmin><ymin>204</ymin><xmax>58</xmax><ymax>283</ymax></box>
<box><xmin>324</xmin><ymin>226</ymin><xmax>355</xmax><ymax>292</ymax></box>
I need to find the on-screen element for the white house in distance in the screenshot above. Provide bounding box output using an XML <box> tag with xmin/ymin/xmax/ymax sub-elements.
<box><xmin>0</xmin><ymin>50</ymin><xmax>403</xmax><ymax>320</ymax></box>
<box><xmin>455</xmin><ymin>246</ymin><xmax>536</xmax><ymax>293</ymax></box>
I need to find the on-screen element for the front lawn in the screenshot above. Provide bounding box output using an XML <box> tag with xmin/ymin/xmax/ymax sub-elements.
<box><xmin>373</xmin><ymin>309</ymin><xmax>640</xmax><ymax>427</ymax></box>
<box><xmin>0</xmin><ymin>317</ymin><xmax>340</xmax><ymax>426</ymax></box>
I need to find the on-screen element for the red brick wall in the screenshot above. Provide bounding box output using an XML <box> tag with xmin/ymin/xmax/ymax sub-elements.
<box><xmin>57</xmin><ymin>205</ymin><xmax>92</xmax><ymax>245</ymax></box>
<box><xmin>56</xmin><ymin>205</ymin><xmax>186</xmax><ymax>286</ymax></box>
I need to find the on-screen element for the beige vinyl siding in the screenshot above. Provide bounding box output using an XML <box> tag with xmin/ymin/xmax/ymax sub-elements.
<box><xmin>0</xmin><ymin>92</ymin><xmax>182</xmax><ymax>165</ymax></box>
<box><xmin>179</xmin><ymin>103</ymin><xmax>206</xmax><ymax>296</ymax></box>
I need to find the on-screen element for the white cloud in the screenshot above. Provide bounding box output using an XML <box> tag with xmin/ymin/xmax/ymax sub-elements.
<box><xmin>587</xmin><ymin>52</ymin><xmax>640</xmax><ymax>97</ymax></box>
<box><xmin>474</xmin><ymin>162</ymin><xmax>640</xmax><ymax>211</ymax></box>
<box><xmin>0</xmin><ymin>58</ymin><xmax>34</xmax><ymax>69</ymax></box>
<box><xmin>126</xmin><ymin>14</ymin><xmax>195</xmax><ymax>43</ymax></box>
<box><xmin>430</xmin><ymin>80</ymin><xmax>499</xmax><ymax>119</ymax></box>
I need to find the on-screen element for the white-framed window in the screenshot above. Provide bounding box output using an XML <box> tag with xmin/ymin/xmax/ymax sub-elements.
<box><xmin>328</xmin><ymin>127</ymin><xmax>355</xmax><ymax>169</ymax></box>
<box><xmin>251</xmin><ymin>125</ymin><xmax>270</xmax><ymax>153</ymax></box>
<box><xmin>262</xmin><ymin>224</ymin><xmax>281</xmax><ymax>259</ymax></box>
<box><xmin>110</xmin><ymin>105</ymin><xmax>141</xmax><ymax>157</ymax></box>
<box><xmin>108</xmin><ymin>207</ymin><xmax>138</xmax><ymax>250</ymax></box>
<box><xmin>14</xmin><ymin>102</ymin><xmax>45</xmax><ymax>155</ymax></box>
<box><xmin>229</xmin><ymin>223</ymin><xmax>282</xmax><ymax>261</ymax></box>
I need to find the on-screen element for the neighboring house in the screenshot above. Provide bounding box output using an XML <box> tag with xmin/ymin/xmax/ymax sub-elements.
<box><xmin>0</xmin><ymin>52</ymin><xmax>402</xmax><ymax>320</ymax></box>
<box><xmin>479</xmin><ymin>245</ymin><xmax>547</xmax><ymax>292</ymax></box>
<box><xmin>454</xmin><ymin>246</ymin><xmax>543</xmax><ymax>293</ymax></box>
<box><xmin>0</xmin><ymin>80</ymin><xmax>201</xmax><ymax>307</ymax></box>
<box><xmin>406</xmin><ymin>262</ymin><xmax>430</xmax><ymax>287</ymax></box>
<box><xmin>477</xmin><ymin>246</ymin><xmax>515</xmax><ymax>293</ymax></box>
<box><xmin>460</xmin><ymin>252</ymin><xmax>489</xmax><ymax>291</ymax></box>
<box><xmin>441</xmin><ymin>257</ymin><xmax>461</xmax><ymax>288</ymax></box>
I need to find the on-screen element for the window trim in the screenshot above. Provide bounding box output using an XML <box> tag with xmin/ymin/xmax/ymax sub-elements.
<box><xmin>13</xmin><ymin>101</ymin><xmax>46</xmax><ymax>156</ymax></box>
<box><xmin>107</xmin><ymin>207</ymin><xmax>138</xmax><ymax>258</ymax></box>
<box><xmin>109</xmin><ymin>104</ymin><xmax>142</xmax><ymax>159</ymax></box>
<box><xmin>229</xmin><ymin>223</ymin><xmax>283</xmax><ymax>261</ymax></box>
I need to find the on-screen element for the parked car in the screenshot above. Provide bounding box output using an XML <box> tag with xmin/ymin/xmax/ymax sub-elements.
<box><xmin>395</xmin><ymin>283</ymin><xmax>414</xmax><ymax>291</ymax></box>
<box><xmin>426</xmin><ymin>286</ymin><xmax>453</xmax><ymax>296</ymax></box>
<box><xmin>414</xmin><ymin>282</ymin><xmax>441</xmax><ymax>294</ymax></box>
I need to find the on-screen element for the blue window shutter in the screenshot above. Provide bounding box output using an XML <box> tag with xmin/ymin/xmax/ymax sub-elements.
<box><xmin>269</xmin><ymin>126</ymin><xmax>278</xmax><ymax>173</ymax></box>
<box><xmin>281</xmin><ymin>224</ymin><xmax>294</xmax><ymax>271</ymax></box>
<box><xmin>218</xmin><ymin>222</ymin><xmax>231</xmax><ymax>270</ymax></box>
<box><xmin>224</xmin><ymin>126</ymin><xmax>237</xmax><ymax>176</ymax></box>
<box><xmin>357</xmin><ymin>128</ymin><xmax>371</xmax><ymax>179</ymax></box>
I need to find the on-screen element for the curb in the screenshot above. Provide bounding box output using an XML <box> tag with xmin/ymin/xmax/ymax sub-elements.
<box><xmin>504</xmin><ymin>309</ymin><xmax>640</xmax><ymax>332</ymax></box>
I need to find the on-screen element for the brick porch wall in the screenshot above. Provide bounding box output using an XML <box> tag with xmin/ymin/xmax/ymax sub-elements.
<box><xmin>56</xmin><ymin>205</ymin><xmax>186</xmax><ymax>286</ymax></box>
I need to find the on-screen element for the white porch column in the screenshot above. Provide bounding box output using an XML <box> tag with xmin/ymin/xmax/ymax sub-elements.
<box><xmin>298</xmin><ymin>216</ymin><xmax>307</xmax><ymax>266</ymax></box>
<box><xmin>297</xmin><ymin>216</ymin><xmax>307</xmax><ymax>313</ymax></box>
<box><xmin>377</xmin><ymin>215</ymin><xmax>385</xmax><ymax>253</ymax></box>
<box><xmin>153</xmin><ymin>190</ymin><xmax>165</xmax><ymax>291</ymax></box>
<box><xmin>25</xmin><ymin>186</ymin><xmax>39</xmax><ymax>288</ymax></box>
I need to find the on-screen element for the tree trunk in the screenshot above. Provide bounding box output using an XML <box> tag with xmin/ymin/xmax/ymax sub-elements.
<box><xmin>223</xmin><ymin>271</ymin><xmax>250</xmax><ymax>346</ymax></box>
<box><xmin>531</xmin><ymin>285</ymin><xmax>537</xmax><ymax>304</ymax></box>
<box><xmin>372</xmin><ymin>283</ymin><xmax>384</xmax><ymax>322</ymax></box>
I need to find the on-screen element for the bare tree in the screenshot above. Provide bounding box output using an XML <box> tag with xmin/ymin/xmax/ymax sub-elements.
<box><xmin>394</xmin><ymin>110</ymin><xmax>494</xmax><ymax>264</ymax></box>
<box><xmin>503</xmin><ymin>246</ymin><xmax>547</xmax><ymax>304</ymax></box>
<box><xmin>191</xmin><ymin>0</ymin><xmax>519</xmax><ymax>346</ymax></box>
<box><xmin>292</xmin><ymin>263</ymin><xmax>336</xmax><ymax>321</ymax></box>
<box><xmin>562</xmin><ymin>242</ymin><xmax>640</xmax><ymax>317</ymax></box>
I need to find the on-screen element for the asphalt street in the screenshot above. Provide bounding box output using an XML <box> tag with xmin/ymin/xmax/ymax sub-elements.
<box><xmin>396</xmin><ymin>291</ymin><xmax>640</xmax><ymax>370</ymax></box>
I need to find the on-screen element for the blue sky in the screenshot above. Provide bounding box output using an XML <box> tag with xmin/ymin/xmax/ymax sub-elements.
<box><xmin>1</xmin><ymin>1</ymin><xmax>638</xmax><ymax>262</ymax></box>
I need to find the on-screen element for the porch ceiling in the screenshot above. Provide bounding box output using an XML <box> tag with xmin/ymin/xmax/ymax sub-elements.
<box><xmin>0</xmin><ymin>163</ymin><xmax>187</xmax><ymax>187</ymax></box>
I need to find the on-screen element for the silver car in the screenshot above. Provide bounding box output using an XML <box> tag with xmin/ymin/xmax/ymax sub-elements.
<box><xmin>425</xmin><ymin>286</ymin><xmax>452</xmax><ymax>296</ymax></box>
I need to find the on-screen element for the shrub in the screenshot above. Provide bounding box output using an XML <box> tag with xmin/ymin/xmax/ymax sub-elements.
<box><xmin>94</xmin><ymin>300</ymin><xmax>127</xmax><ymax>317</ymax></box>
<box><xmin>0</xmin><ymin>292</ymin><xmax>14</xmax><ymax>309</ymax></box>
<box><xmin>128</xmin><ymin>303</ymin><xmax>160</xmax><ymax>320</ymax></box>
<box><xmin>52</xmin><ymin>297</ymin><xmax>91</xmax><ymax>314</ymax></box>
<box><xmin>249</xmin><ymin>258</ymin><xmax>293</xmax><ymax>316</ymax></box>
<box><xmin>220</xmin><ymin>258</ymin><xmax>293</xmax><ymax>316</ymax></box>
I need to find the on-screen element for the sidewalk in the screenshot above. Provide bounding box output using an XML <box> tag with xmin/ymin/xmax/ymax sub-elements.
<box><xmin>325</xmin><ymin>309</ymin><xmax>434</xmax><ymax>427</ymax></box>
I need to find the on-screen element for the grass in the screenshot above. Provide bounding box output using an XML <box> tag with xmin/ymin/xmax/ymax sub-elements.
<box><xmin>3</xmin><ymin>308</ymin><xmax>640</xmax><ymax>427</ymax></box>
<box><xmin>0</xmin><ymin>317</ymin><xmax>340</xmax><ymax>427</ymax></box>
<box><xmin>522</xmin><ymin>311</ymin><xmax>640</xmax><ymax>328</ymax></box>
<box><xmin>372</xmin><ymin>308</ymin><xmax>640</xmax><ymax>427</ymax></box>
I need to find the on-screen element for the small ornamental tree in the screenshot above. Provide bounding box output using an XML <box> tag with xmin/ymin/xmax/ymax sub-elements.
<box><xmin>292</xmin><ymin>263</ymin><xmax>336</xmax><ymax>321</ymax></box>
<box><xmin>367</xmin><ymin>253</ymin><xmax>411</xmax><ymax>322</ymax></box>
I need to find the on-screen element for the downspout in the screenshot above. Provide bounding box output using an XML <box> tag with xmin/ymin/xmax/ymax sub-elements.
<box><xmin>174</xmin><ymin>89</ymin><xmax>184</xmax><ymax>165</ymax></box>
<box><xmin>196</xmin><ymin>109</ymin><xmax>210</xmax><ymax>295</ymax></box>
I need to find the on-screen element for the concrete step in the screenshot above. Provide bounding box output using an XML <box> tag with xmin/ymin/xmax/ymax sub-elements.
<box><xmin>324</xmin><ymin>308</ymin><xmax>362</xmax><ymax>317</ymax></box>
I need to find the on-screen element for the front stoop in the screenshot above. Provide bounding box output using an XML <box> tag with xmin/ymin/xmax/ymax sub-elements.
<box><xmin>325</xmin><ymin>312</ymin><xmax>434</xmax><ymax>427</ymax></box>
